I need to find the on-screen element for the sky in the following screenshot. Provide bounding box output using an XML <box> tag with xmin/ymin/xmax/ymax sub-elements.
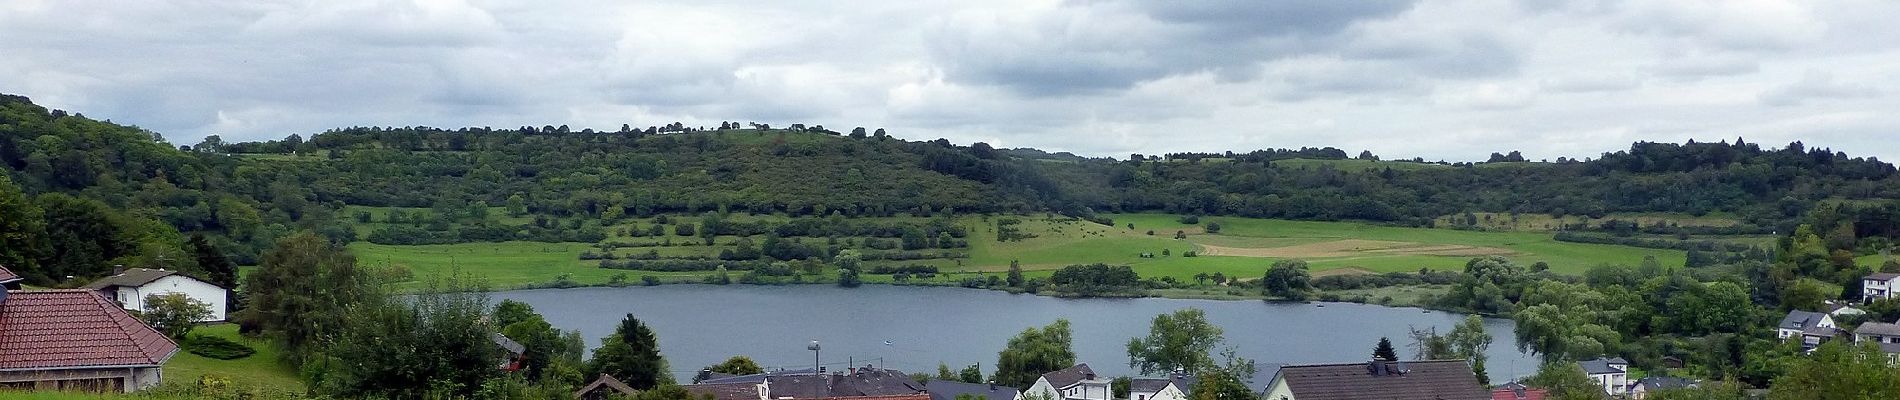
<box><xmin>2</xmin><ymin>0</ymin><xmax>1897</xmax><ymax>162</ymax></box>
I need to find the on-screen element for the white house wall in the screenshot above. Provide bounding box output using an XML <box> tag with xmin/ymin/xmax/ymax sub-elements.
<box><xmin>113</xmin><ymin>276</ymin><xmax>227</xmax><ymax>322</ymax></box>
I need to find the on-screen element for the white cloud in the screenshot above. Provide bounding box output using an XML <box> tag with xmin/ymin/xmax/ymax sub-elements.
<box><xmin>0</xmin><ymin>0</ymin><xmax>1897</xmax><ymax>162</ymax></box>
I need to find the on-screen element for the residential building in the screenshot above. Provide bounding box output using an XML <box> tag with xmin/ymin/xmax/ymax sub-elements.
<box><xmin>1627</xmin><ymin>377</ymin><xmax>1697</xmax><ymax>399</ymax></box>
<box><xmin>0</xmin><ymin>289</ymin><xmax>178</xmax><ymax>392</ymax></box>
<box><xmin>683</xmin><ymin>381</ymin><xmax>768</xmax><ymax>400</ymax></box>
<box><xmin>84</xmin><ymin>268</ymin><xmax>228</xmax><ymax>322</ymax></box>
<box><xmin>1866</xmin><ymin>273</ymin><xmax>1900</xmax><ymax>301</ymax></box>
<box><xmin>576</xmin><ymin>374</ymin><xmax>638</xmax><ymax>400</ymax></box>
<box><xmin>1489</xmin><ymin>382</ymin><xmax>1547</xmax><ymax>400</ymax></box>
<box><xmin>1824</xmin><ymin>301</ymin><xmax>1866</xmax><ymax>317</ymax></box>
<box><xmin>1263</xmin><ymin>359</ymin><xmax>1488</xmax><ymax>400</ymax></box>
<box><xmin>1026</xmin><ymin>364</ymin><xmax>1111</xmax><ymax>400</ymax></box>
<box><xmin>493</xmin><ymin>333</ymin><xmax>526</xmax><ymax>372</ymax></box>
<box><xmin>0</xmin><ymin>265</ymin><xmax>21</xmax><ymax>290</ymax></box>
<box><xmin>1128</xmin><ymin>372</ymin><xmax>1193</xmax><ymax>400</ymax></box>
<box><xmin>1776</xmin><ymin>310</ymin><xmax>1839</xmax><ymax>350</ymax></box>
<box><xmin>926</xmin><ymin>380</ymin><xmax>1021</xmax><ymax>400</ymax></box>
<box><xmin>763</xmin><ymin>367</ymin><xmax>926</xmax><ymax>400</ymax></box>
<box><xmin>1577</xmin><ymin>357</ymin><xmax>1628</xmax><ymax>397</ymax></box>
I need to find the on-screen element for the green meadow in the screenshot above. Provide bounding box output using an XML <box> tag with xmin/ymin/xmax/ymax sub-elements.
<box><xmin>351</xmin><ymin>211</ymin><xmax>1690</xmax><ymax>289</ymax></box>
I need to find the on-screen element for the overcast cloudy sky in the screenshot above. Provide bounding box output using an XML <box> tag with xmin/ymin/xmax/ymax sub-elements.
<box><xmin>3</xmin><ymin>0</ymin><xmax>1896</xmax><ymax>161</ymax></box>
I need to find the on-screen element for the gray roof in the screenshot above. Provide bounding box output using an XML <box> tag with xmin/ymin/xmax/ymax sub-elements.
<box><xmin>684</xmin><ymin>382</ymin><xmax>761</xmax><ymax>400</ymax></box>
<box><xmin>926</xmin><ymin>380</ymin><xmax>1019</xmax><ymax>400</ymax></box>
<box><xmin>1271</xmin><ymin>360</ymin><xmax>1486</xmax><ymax>400</ymax></box>
<box><xmin>768</xmin><ymin>368</ymin><xmax>923</xmax><ymax>398</ymax></box>
<box><xmin>698</xmin><ymin>368</ymin><xmax>817</xmax><ymax>384</ymax></box>
<box><xmin>576</xmin><ymin>374</ymin><xmax>638</xmax><ymax>398</ymax></box>
<box><xmin>1856</xmin><ymin>322</ymin><xmax>1900</xmax><ymax>337</ymax></box>
<box><xmin>491</xmin><ymin>333</ymin><xmax>525</xmax><ymax>355</ymax></box>
<box><xmin>1778</xmin><ymin>310</ymin><xmax>1830</xmax><ymax>331</ymax></box>
<box><xmin>1866</xmin><ymin>272</ymin><xmax>1900</xmax><ymax>281</ymax></box>
<box><xmin>1578</xmin><ymin>358</ymin><xmax>1627</xmax><ymax>375</ymax></box>
<box><xmin>1129</xmin><ymin>378</ymin><xmax>1173</xmax><ymax>393</ymax></box>
<box><xmin>1040</xmin><ymin>363</ymin><xmax>1099</xmax><ymax>389</ymax></box>
<box><xmin>1633</xmin><ymin>377</ymin><xmax>1697</xmax><ymax>391</ymax></box>
<box><xmin>82</xmin><ymin>268</ymin><xmax>190</xmax><ymax>289</ymax></box>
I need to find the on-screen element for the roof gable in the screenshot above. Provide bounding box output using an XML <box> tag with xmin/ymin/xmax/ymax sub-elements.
<box><xmin>0</xmin><ymin>289</ymin><xmax>178</xmax><ymax>370</ymax></box>
<box><xmin>927</xmin><ymin>380</ymin><xmax>1020</xmax><ymax>400</ymax></box>
<box><xmin>0</xmin><ymin>265</ymin><xmax>19</xmax><ymax>284</ymax></box>
<box><xmin>1273</xmin><ymin>360</ymin><xmax>1486</xmax><ymax>400</ymax></box>
<box><xmin>82</xmin><ymin>268</ymin><xmax>204</xmax><ymax>290</ymax></box>
<box><xmin>1778</xmin><ymin>310</ymin><xmax>1830</xmax><ymax>331</ymax></box>
<box><xmin>576</xmin><ymin>374</ymin><xmax>638</xmax><ymax>397</ymax></box>
<box><xmin>1040</xmin><ymin>363</ymin><xmax>1099</xmax><ymax>388</ymax></box>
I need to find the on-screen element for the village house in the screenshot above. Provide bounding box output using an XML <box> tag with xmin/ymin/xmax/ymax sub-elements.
<box><xmin>1127</xmin><ymin>372</ymin><xmax>1193</xmax><ymax>400</ymax></box>
<box><xmin>575</xmin><ymin>374</ymin><xmax>638</xmax><ymax>400</ymax></box>
<box><xmin>1776</xmin><ymin>310</ymin><xmax>1839</xmax><ymax>350</ymax></box>
<box><xmin>0</xmin><ymin>286</ymin><xmax>178</xmax><ymax>392</ymax></box>
<box><xmin>926</xmin><ymin>379</ymin><xmax>1021</xmax><ymax>400</ymax></box>
<box><xmin>1626</xmin><ymin>377</ymin><xmax>1697</xmax><ymax>400</ymax></box>
<box><xmin>84</xmin><ymin>268</ymin><xmax>228</xmax><ymax>322</ymax></box>
<box><xmin>1824</xmin><ymin>301</ymin><xmax>1866</xmax><ymax>317</ymax></box>
<box><xmin>1489</xmin><ymin>382</ymin><xmax>1547</xmax><ymax>400</ymax></box>
<box><xmin>1865</xmin><ymin>272</ymin><xmax>1900</xmax><ymax>302</ymax></box>
<box><xmin>1577</xmin><ymin>357</ymin><xmax>1628</xmax><ymax>397</ymax></box>
<box><xmin>1854</xmin><ymin>319</ymin><xmax>1900</xmax><ymax>360</ymax></box>
<box><xmin>1262</xmin><ymin>359</ymin><xmax>1488</xmax><ymax>400</ymax></box>
<box><xmin>687</xmin><ymin>366</ymin><xmax>923</xmax><ymax>400</ymax></box>
<box><xmin>0</xmin><ymin>265</ymin><xmax>21</xmax><ymax>290</ymax></box>
<box><xmin>1026</xmin><ymin>364</ymin><xmax>1111</xmax><ymax>400</ymax></box>
<box><xmin>493</xmin><ymin>333</ymin><xmax>526</xmax><ymax>372</ymax></box>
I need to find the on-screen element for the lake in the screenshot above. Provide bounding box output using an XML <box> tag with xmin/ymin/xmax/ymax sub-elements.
<box><xmin>490</xmin><ymin>284</ymin><xmax>1536</xmax><ymax>386</ymax></box>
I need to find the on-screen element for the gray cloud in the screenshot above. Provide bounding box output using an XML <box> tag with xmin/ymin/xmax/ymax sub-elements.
<box><xmin>0</xmin><ymin>0</ymin><xmax>1897</xmax><ymax>162</ymax></box>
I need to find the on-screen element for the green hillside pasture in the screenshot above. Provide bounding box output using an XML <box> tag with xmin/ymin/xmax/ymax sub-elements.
<box><xmin>349</xmin><ymin>241</ymin><xmax>708</xmax><ymax>288</ymax></box>
<box><xmin>1433</xmin><ymin>211</ymin><xmax>1745</xmax><ymax>232</ymax></box>
<box><xmin>1101</xmin><ymin>213</ymin><xmax>1683</xmax><ymax>275</ymax></box>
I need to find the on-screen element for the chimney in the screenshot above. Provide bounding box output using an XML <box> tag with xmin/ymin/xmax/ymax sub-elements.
<box><xmin>113</xmin><ymin>264</ymin><xmax>126</xmax><ymax>275</ymax></box>
<box><xmin>989</xmin><ymin>381</ymin><xmax>997</xmax><ymax>391</ymax></box>
<box><xmin>1367</xmin><ymin>360</ymin><xmax>1384</xmax><ymax>376</ymax></box>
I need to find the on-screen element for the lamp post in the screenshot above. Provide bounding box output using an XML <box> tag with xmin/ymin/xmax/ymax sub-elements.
<box><xmin>808</xmin><ymin>340</ymin><xmax>822</xmax><ymax>376</ymax></box>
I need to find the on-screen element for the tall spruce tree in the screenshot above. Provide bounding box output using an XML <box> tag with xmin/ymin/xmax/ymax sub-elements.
<box><xmin>590</xmin><ymin>314</ymin><xmax>672</xmax><ymax>389</ymax></box>
<box><xmin>1373</xmin><ymin>337</ymin><xmax>1399</xmax><ymax>361</ymax></box>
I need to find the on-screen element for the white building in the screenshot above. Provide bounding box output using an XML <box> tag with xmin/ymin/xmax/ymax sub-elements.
<box><xmin>1127</xmin><ymin>376</ymin><xmax>1191</xmax><ymax>400</ymax></box>
<box><xmin>1865</xmin><ymin>273</ymin><xmax>1900</xmax><ymax>302</ymax></box>
<box><xmin>1026</xmin><ymin>364</ymin><xmax>1110</xmax><ymax>400</ymax></box>
<box><xmin>84</xmin><ymin>268</ymin><xmax>228</xmax><ymax>322</ymax></box>
<box><xmin>1578</xmin><ymin>357</ymin><xmax>1628</xmax><ymax>397</ymax></box>
<box><xmin>1777</xmin><ymin>310</ymin><xmax>1839</xmax><ymax>350</ymax></box>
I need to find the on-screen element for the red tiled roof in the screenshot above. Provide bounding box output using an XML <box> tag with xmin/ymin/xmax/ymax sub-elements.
<box><xmin>0</xmin><ymin>265</ymin><xmax>19</xmax><ymax>283</ymax></box>
<box><xmin>0</xmin><ymin>289</ymin><xmax>178</xmax><ymax>370</ymax></box>
<box><xmin>1273</xmin><ymin>360</ymin><xmax>1489</xmax><ymax>400</ymax></box>
<box><xmin>1492</xmin><ymin>387</ymin><xmax>1549</xmax><ymax>400</ymax></box>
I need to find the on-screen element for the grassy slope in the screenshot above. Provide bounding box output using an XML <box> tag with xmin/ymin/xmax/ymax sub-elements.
<box><xmin>352</xmin><ymin>212</ymin><xmax>1693</xmax><ymax>289</ymax></box>
<box><xmin>163</xmin><ymin>324</ymin><xmax>304</xmax><ymax>392</ymax></box>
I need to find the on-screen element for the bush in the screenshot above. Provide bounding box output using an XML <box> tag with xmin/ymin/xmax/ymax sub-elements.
<box><xmin>183</xmin><ymin>335</ymin><xmax>257</xmax><ymax>360</ymax></box>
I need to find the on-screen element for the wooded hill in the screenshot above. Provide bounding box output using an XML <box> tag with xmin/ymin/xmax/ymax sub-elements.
<box><xmin>3</xmin><ymin>92</ymin><xmax>1899</xmax><ymax>286</ymax></box>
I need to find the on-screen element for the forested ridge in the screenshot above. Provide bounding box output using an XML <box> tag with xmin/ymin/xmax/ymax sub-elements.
<box><xmin>3</xmin><ymin>92</ymin><xmax>1899</xmax><ymax>286</ymax></box>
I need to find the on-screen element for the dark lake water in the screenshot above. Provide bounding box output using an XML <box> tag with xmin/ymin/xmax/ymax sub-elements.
<box><xmin>490</xmin><ymin>284</ymin><xmax>1535</xmax><ymax>385</ymax></box>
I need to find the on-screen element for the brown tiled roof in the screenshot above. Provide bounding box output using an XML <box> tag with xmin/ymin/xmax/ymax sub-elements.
<box><xmin>0</xmin><ymin>265</ymin><xmax>19</xmax><ymax>283</ymax></box>
<box><xmin>1273</xmin><ymin>360</ymin><xmax>1487</xmax><ymax>400</ymax></box>
<box><xmin>0</xmin><ymin>289</ymin><xmax>178</xmax><ymax>370</ymax></box>
<box><xmin>82</xmin><ymin>268</ymin><xmax>181</xmax><ymax>289</ymax></box>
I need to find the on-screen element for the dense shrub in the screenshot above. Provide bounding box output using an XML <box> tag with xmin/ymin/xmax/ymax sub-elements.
<box><xmin>183</xmin><ymin>335</ymin><xmax>257</xmax><ymax>360</ymax></box>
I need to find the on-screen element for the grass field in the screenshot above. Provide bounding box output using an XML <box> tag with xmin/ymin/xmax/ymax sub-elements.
<box><xmin>1270</xmin><ymin>158</ymin><xmax>1453</xmax><ymax>172</ymax></box>
<box><xmin>164</xmin><ymin>324</ymin><xmax>304</xmax><ymax>392</ymax></box>
<box><xmin>1434</xmin><ymin>211</ymin><xmax>1745</xmax><ymax>232</ymax></box>
<box><xmin>349</xmin><ymin>212</ymin><xmax>1691</xmax><ymax>289</ymax></box>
